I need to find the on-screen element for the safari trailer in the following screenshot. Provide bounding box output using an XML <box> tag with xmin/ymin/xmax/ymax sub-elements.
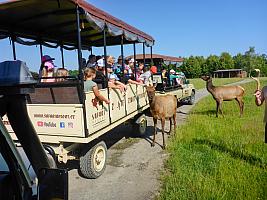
<box><xmin>0</xmin><ymin>0</ymin><xmax>155</xmax><ymax>178</ymax></box>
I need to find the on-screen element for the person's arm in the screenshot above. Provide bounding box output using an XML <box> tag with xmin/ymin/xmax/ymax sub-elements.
<box><xmin>128</xmin><ymin>79</ymin><xmax>143</xmax><ymax>85</ymax></box>
<box><xmin>114</xmin><ymin>80</ymin><xmax>127</xmax><ymax>87</ymax></box>
<box><xmin>92</xmin><ymin>85</ymin><xmax>110</xmax><ymax>104</ymax></box>
<box><xmin>255</xmin><ymin>89</ymin><xmax>264</xmax><ymax>106</ymax></box>
<box><xmin>108</xmin><ymin>81</ymin><xmax>121</xmax><ymax>89</ymax></box>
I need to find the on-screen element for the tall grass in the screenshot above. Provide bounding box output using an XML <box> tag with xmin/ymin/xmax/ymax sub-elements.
<box><xmin>189</xmin><ymin>78</ymin><xmax>244</xmax><ymax>90</ymax></box>
<box><xmin>159</xmin><ymin>80</ymin><xmax>267</xmax><ymax>200</ymax></box>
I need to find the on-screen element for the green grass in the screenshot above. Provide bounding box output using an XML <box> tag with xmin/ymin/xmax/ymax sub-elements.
<box><xmin>159</xmin><ymin>80</ymin><xmax>267</xmax><ymax>200</ymax></box>
<box><xmin>189</xmin><ymin>78</ymin><xmax>245</xmax><ymax>90</ymax></box>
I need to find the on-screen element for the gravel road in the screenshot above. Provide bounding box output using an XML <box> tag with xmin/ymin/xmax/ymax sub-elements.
<box><xmin>68</xmin><ymin>79</ymin><xmax>252</xmax><ymax>200</ymax></box>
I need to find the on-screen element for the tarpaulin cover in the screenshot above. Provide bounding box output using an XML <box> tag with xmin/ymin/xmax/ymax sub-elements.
<box><xmin>0</xmin><ymin>0</ymin><xmax>154</xmax><ymax>49</ymax></box>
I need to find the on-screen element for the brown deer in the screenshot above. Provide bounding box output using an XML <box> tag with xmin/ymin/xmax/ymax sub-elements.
<box><xmin>201</xmin><ymin>75</ymin><xmax>245</xmax><ymax>117</ymax></box>
<box><xmin>146</xmin><ymin>84</ymin><xmax>177</xmax><ymax>149</ymax></box>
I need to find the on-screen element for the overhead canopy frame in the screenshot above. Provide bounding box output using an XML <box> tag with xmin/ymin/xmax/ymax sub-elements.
<box><xmin>0</xmin><ymin>0</ymin><xmax>155</xmax><ymax>49</ymax></box>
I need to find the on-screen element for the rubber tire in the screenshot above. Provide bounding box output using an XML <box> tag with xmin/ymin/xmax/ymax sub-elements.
<box><xmin>133</xmin><ymin>117</ymin><xmax>147</xmax><ymax>137</ymax></box>
<box><xmin>79</xmin><ymin>141</ymin><xmax>107</xmax><ymax>179</ymax></box>
<box><xmin>188</xmin><ymin>91</ymin><xmax>195</xmax><ymax>105</ymax></box>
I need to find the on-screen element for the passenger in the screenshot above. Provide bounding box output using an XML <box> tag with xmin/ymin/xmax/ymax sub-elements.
<box><xmin>108</xmin><ymin>73</ymin><xmax>127</xmax><ymax>94</ymax></box>
<box><xmin>128</xmin><ymin>58</ymin><xmax>135</xmax><ymax>78</ymax></box>
<box><xmin>139</xmin><ymin>66</ymin><xmax>152</xmax><ymax>85</ymax></box>
<box><xmin>169</xmin><ymin>69</ymin><xmax>179</xmax><ymax>85</ymax></box>
<box><xmin>113</xmin><ymin>56</ymin><xmax>123</xmax><ymax>78</ymax></box>
<box><xmin>136</xmin><ymin>62</ymin><xmax>144</xmax><ymax>82</ymax></box>
<box><xmin>150</xmin><ymin>65</ymin><xmax>157</xmax><ymax>74</ymax></box>
<box><xmin>56</xmin><ymin>68</ymin><xmax>69</xmax><ymax>82</ymax></box>
<box><xmin>94</xmin><ymin>58</ymin><xmax>108</xmax><ymax>88</ymax></box>
<box><xmin>86</xmin><ymin>54</ymin><xmax>96</xmax><ymax>68</ymax></box>
<box><xmin>84</xmin><ymin>67</ymin><xmax>110</xmax><ymax>104</ymax></box>
<box><xmin>107</xmin><ymin>55</ymin><xmax>115</xmax><ymax>67</ymax></box>
<box><xmin>39</xmin><ymin>55</ymin><xmax>56</xmax><ymax>82</ymax></box>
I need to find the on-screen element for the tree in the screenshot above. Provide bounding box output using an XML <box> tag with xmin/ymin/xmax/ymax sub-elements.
<box><xmin>206</xmin><ymin>55</ymin><xmax>220</xmax><ymax>74</ymax></box>
<box><xmin>69</xmin><ymin>70</ymin><xmax>79</xmax><ymax>76</ymax></box>
<box><xmin>219</xmin><ymin>52</ymin><xmax>234</xmax><ymax>70</ymax></box>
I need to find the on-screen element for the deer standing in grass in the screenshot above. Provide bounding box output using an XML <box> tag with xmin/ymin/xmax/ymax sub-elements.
<box><xmin>201</xmin><ymin>75</ymin><xmax>245</xmax><ymax>117</ymax></box>
<box><xmin>146</xmin><ymin>84</ymin><xmax>177</xmax><ymax>149</ymax></box>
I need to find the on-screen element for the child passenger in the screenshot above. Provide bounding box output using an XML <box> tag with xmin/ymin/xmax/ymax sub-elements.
<box><xmin>84</xmin><ymin>67</ymin><xmax>110</xmax><ymax>104</ymax></box>
<box><xmin>39</xmin><ymin>55</ymin><xmax>56</xmax><ymax>82</ymax></box>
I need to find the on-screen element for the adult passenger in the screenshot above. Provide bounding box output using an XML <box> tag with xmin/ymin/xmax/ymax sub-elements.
<box><xmin>94</xmin><ymin>58</ymin><xmax>108</xmax><ymax>88</ymax></box>
<box><xmin>139</xmin><ymin>66</ymin><xmax>152</xmax><ymax>85</ymax></box>
<box><xmin>86</xmin><ymin>55</ymin><xmax>96</xmax><ymax>68</ymax></box>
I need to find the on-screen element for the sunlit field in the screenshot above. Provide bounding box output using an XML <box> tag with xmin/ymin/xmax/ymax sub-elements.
<box><xmin>189</xmin><ymin>77</ymin><xmax>245</xmax><ymax>90</ymax></box>
<box><xmin>159</xmin><ymin>80</ymin><xmax>267</xmax><ymax>200</ymax></box>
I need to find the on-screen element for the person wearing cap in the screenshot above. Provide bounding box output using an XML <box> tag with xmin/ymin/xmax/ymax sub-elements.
<box><xmin>94</xmin><ymin>58</ymin><xmax>108</xmax><ymax>88</ymax></box>
<box><xmin>169</xmin><ymin>69</ymin><xmax>181</xmax><ymax>86</ymax></box>
<box><xmin>106</xmin><ymin>64</ymin><xmax>127</xmax><ymax>93</ymax></box>
<box><xmin>39</xmin><ymin>55</ymin><xmax>56</xmax><ymax>82</ymax></box>
<box><xmin>108</xmin><ymin>73</ymin><xmax>127</xmax><ymax>94</ymax></box>
<box><xmin>84</xmin><ymin>67</ymin><xmax>110</xmax><ymax>104</ymax></box>
<box><xmin>150</xmin><ymin>65</ymin><xmax>157</xmax><ymax>74</ymax></box>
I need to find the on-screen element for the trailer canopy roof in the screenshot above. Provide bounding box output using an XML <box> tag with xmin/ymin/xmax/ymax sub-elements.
<box><xmin>0</xmin><ymin>0</ymin><xmax>154</xmax><ymax>49</ymax></box>
<box><xmin>126</xmin><ymin>54</ymin><xmax>183</xmax><ymax>62</ymax></box>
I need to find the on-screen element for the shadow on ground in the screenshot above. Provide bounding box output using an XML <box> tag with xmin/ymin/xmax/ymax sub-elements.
<box><xmin>193</xmin><ymin>138</ymin><xmax>267</xmax><ymax>169</ymax></box>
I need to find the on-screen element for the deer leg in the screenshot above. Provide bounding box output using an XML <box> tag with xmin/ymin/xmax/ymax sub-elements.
<box><xmin>161</xmin><ymin>118</ymin><xmax>166</xmax><ymax>149</ymax></box>
<box><xmin>236</xmin><ymin>97</ymin><xmax>244</xmax><ymax>117</ymax></box>
<box><xmin>216</xmin><ymin>101</ymin><xmax>219</xmax><ymax>117</ymax></box>
<box><xmin>168</xmin><ymin>118</ymin><xmax>172</xmax><ymax>135</ymax></box>
<box><xmin>152</xmin><ymin>118</ymin><xmax>157</xmax><ymax>147</ymax></box>
<box><xmin>173</xmin><ymin>112</ymin><xmax>177</xmax><ymax>131</ymax></box>
<box><xmin>218</xmin><ymin>100</ymin><xmax>224</xmax><ymax>117</ymax></box>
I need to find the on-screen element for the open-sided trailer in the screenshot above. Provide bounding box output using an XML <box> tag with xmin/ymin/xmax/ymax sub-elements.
<box><xmin>0</xmin><ymin>0</ymin><xmax>155</xmax><ymax>178</ymax></box>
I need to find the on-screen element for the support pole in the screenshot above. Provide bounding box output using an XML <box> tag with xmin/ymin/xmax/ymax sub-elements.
<box><xmin>76</xmin><ymin>5</ymin><xmax>88</xmax><ymax>136</ymax></box>
<box><xmin>103</xmin><ymin>27</ymin><xmax>112</xmax><ymax>124</ymax></box>
<box><xmin>120</xmin><ymin>35</ymin><xmax>124</xmax><ymax>76</ymax></box>
<box><xmin>150</xmin><ymin>46</ymin><xmax>153</xmax><ymax>66</ymax></box>
<box><xmin>103</xmin><ymin>28</ymin><xmax>108</xmax><ymax>78</ymax></box>
<box><xmin>133</xmin><ymin>42</ymin><xmax>137</xmax><ymax>80</ymax></box>
<box><xmin>76</xmin><ymin>6</ymin><xmax>83</xmax><ymax>80</ymax></box>
<box><xmin>11</xmin><ymin>37</ymin><xmax>16</xmax><ymax>60</ymax></box>
<box><xmin>143</xmin><ymin>43</ymin><xmax>145</xmax><ymax>66</ymax></box>
<box><xmin>60</xmin><ymin>45</ymin><xmax>65</xmax><ymax>68</ymax></box>
<box><xmin>39</xmin><ymin>44</ymin><xmax>43</xmax><ymax>61</ymax></box>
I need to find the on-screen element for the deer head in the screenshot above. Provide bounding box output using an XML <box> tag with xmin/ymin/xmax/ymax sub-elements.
<box><xmin>146</xmin><ymin>84</ymin><xmax>156</xmax><ymax>102</ymax></box>
<box><xmin>201</xmin><ymin>75</ymin><xmax>211</xmax><ymax>82</ymax></box>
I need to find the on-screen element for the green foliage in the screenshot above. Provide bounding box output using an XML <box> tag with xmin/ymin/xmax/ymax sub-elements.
<box><xmin>68</xmin><ymin>70</ymin><xmax>79</xmax><ymax>76</ymax></box>
<box><xmin>30</xmin><ymin>71</ymin><xmax>39</xmax><ymax>80</ymax></box>
<box><xmin>180</xmin><ymin>47</ymin><xmax>267</xmax><ymax>78</ymax></box>
<box><xmin>159</xmin><ymin>80</ymin><xmax>267</xmax><ymax>200</ymax></box>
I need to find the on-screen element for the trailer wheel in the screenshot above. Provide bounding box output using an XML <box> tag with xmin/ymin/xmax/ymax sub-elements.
<box><xmin>133</xmin><ymin>116</ymin><xmax>147</xmax><ymax>136</ymax></box>
<box><xmin>79</xmin><ymin>141</ymin><xmax>107</xmax><ymax>179</ymax></box>
<box><xmin>188</xmin><ymin>91</ymin><xmax>195</xmax><ymax>105</ymax></box>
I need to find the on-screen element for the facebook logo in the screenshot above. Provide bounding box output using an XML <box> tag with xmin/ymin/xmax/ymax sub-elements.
<box><xmin>60</xmin><ymin>122</ymin><xmax>65</xmax><ymax>128</ymax></box>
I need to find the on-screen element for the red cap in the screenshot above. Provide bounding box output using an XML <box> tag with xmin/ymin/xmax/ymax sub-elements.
<box><xmin>150</xmin><ymin>66</ymin><xmax>157</xmax><ymax>74</ymax></box>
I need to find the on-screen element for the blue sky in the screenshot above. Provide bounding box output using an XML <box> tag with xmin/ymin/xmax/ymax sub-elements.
<box><xmin>0</xmin><ymin>0</ymin><xmax>266</xmax><ymax>72</ymax></box>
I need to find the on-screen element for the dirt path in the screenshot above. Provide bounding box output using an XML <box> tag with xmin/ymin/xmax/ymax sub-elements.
<box><xmin>69</xmin><ymin>79</ymin><xmax>252</xmax><ymax>200</ymax></box>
